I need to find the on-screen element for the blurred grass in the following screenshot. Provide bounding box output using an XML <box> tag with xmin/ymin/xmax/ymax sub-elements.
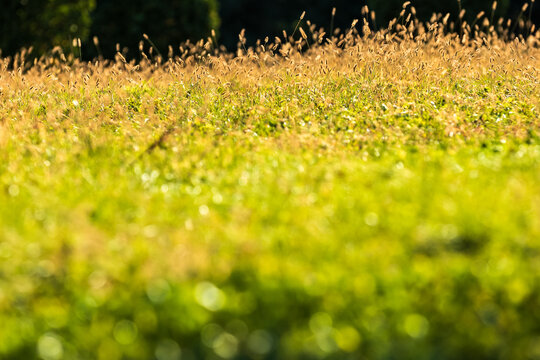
<box><xmin>0</xmin><ymin>29</ymin><xmax>540</xmax><ymax>359</ymax></box>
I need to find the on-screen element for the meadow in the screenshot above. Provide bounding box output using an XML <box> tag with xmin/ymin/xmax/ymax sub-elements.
<box><xmin>0</xmin><ymin>12</ymin><xmax>540</xmax><ymax>360</ymax></box>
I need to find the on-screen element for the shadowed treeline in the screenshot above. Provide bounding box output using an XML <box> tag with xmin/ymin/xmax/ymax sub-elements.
<box><xmin>1</xmin><ymin>0</ymin><xmax>539</xmax><ymax>59</ymax></box>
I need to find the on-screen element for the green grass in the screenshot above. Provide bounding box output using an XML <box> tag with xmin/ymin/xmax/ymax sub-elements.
<box><xmin>0</xmin><ymin>35</ymin><xmax>540</xmax><ymax>359</ymax></box>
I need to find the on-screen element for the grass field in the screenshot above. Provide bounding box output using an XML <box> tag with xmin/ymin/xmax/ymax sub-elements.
<box><xmin>1</xmin><ymin>18</ymin><xmax>540</xmax><ymax>360</ymax></box>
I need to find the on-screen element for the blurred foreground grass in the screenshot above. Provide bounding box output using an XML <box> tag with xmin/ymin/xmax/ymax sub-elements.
<box><xmin>0</xmin><ymin>27</ymin><xmax>540</xmax><ymax>359</ymax></box>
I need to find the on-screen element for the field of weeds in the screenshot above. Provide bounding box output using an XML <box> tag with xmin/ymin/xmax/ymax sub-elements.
<box><xmin>1</xmin><ymin>14</ymin><xmax>540</xmax><ymax>360</ymax></box>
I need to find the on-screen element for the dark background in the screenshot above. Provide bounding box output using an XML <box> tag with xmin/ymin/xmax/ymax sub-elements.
<box><xmin>1</xmin><ymin>0</ymin><xmax>538</xmax><ymax>59</ymax></box>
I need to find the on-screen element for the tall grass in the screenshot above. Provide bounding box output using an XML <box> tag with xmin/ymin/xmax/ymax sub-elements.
<box><xmin>0</xmin><ymin>7</ymin><xmax>539</xmax><ymax>360</ymax></box>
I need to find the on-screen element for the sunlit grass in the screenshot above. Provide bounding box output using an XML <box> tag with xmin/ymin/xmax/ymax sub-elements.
<box><xmin>0</xmin><ymin>15</ymin><xmax>539</xmax><ymax>359</ymax></box>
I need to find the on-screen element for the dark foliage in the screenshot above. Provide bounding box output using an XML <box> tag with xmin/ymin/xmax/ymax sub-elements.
<box><xmin>218</xmin><ymin>0</ymin><xmax>368</xmax><ymax>50</ymax></box>
<box><xmin>88</xmin><ymin>0</ymin><xmax>219</xmax><ymax>59</ymax></box>
<box><xmin>368</xmin><ymin>0</ymin><xmax>512</xmax><ymax>28</ymax></box>
<box><xmin>2</xmin><ymin>0</ymin><xmax>538</xmax><ymax>60</ymax></box>
<box><xmin>0</xmin><ymin>0</ymin><xmax>94</xmax><ymax>57</ymax></box>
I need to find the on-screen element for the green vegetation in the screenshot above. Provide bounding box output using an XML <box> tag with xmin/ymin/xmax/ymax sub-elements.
<box><xmin>0</xmin><ymin>21</ymin><xmax>539</xmax><ymax>360</ymax></box>
<box><xmin>0</xmin><ymin>0</ymin><xmax>95</xmax><ymax>56</ymax></box>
